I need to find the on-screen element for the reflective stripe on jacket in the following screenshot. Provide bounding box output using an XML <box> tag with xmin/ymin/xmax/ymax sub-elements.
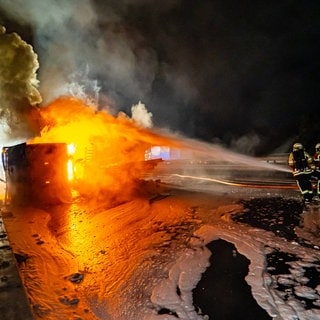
<box><xmin>288</xmin><ymin>150</ymin><xmax>313</xmax><ymax>176</ymax></box>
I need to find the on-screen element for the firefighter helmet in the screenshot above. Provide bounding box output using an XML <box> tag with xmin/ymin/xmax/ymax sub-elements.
<box><xmin>316</xmin><ymin>143</ymin><xmax>320</xmax><ymax>151</ymax></box>
<box><xmin>293</xmin><ymin>142</ymin><xmax>303</xmax><ymax>151</ymax></box>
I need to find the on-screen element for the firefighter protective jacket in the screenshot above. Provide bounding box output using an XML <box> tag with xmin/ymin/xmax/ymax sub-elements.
<box><xmin>288</xmin><ymin>149</ymin><xmax>314</xmax><ymax>176</ymax></box>
<box><xmin>313</xmin><ymin>151</ymin><xmax>320</xmax><ymax>171</ymax></box>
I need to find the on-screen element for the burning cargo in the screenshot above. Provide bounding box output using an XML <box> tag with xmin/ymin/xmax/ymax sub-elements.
<box><xmin>0</xmin><ymin>98</ymin><xmax>177</xmax><ymax>206</ymax></box>
<box><xmin>1</xmin><ymin>140</ymin><xmax>161</xmax><ymax>206</ymax></box>
<box><xmin>2</xmin><ymin>142</ymin><xmax>71</xmax><ymax>205</ymax></box>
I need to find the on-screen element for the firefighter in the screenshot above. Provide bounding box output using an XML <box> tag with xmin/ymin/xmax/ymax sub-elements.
<box><xmin>288</xmin><ymin>142</ymin><xmax>314</xmax><ymax>203</ymax></box>
<box><xmin>311</xmin><ymin>142</ymin><xmax>320</xmax><ymax>199</ymax></box>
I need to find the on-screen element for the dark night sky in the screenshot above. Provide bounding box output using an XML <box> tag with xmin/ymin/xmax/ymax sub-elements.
<box><xmin>1</xmin><ymin>0</ymin><xmax>320</xmax><ymax>155</ymax></box>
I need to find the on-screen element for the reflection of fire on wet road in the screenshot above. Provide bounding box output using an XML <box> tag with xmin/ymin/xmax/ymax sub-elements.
<box><xmin>2</xmin><ymin>185</ymin><xmax>201</xmax><ymax>319</ymax></box>
<box><xmin>3</xmin><ymin>160</ymin><xmax>320</xmax><ymax>320</ymax></box>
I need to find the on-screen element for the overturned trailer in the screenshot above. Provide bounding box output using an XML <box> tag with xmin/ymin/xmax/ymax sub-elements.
<box><xmin>2</xmin><ymin>142</ymin><xmax>161</xmax><ymax>206</ymax></box>
<box><xmin>2</xmin><ymin>143</ymin><xmax>71</xmax><ymax>205</ymax></box>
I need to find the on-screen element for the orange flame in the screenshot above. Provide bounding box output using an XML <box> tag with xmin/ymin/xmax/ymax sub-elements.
<box><xmin>28</xmin><ymin>96</ymin><xmax>178</xmax><ymax>200</ymax></box>
<box><xmin>66</xmin><ymin>143</ymin><xmax>75</xmax><ymax>181</ymax></box>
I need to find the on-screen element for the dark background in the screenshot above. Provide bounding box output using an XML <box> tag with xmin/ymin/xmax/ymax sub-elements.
<box><xmin>1</xmin><ymin>0</ymin><xmax>320</xmax><ymax>156</ymax></box>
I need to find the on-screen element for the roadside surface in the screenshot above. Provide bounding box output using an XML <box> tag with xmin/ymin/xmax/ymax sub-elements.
<box><xmin>0</xmin><ymin>207</ymin><xmax>34</xmax><ymax>320</ymax></box>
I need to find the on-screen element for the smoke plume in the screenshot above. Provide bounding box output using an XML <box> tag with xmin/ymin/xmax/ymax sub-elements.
<box><xmin>131</xmin><ymin>101</ymin><xmax>153</xmax><ymax>129</ymax></box>
<box><xmin>0</xmin><ymin>0</ymin><xmax>160</xmax><ymax>109</ymax></box>
<box><xmin>1</xmin><ymin>1</ymin><xmax>319</xmax><ymax>154</ymax></box>
<box><xmin>0</xmin><ymin>26</ymin><xmax>41</xmax><ymax>141</ymax></box>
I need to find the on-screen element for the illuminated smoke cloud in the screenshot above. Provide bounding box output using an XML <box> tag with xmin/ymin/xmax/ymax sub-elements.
<box><xmin>0</xmin><ymin>0</ymin><xmax>198</xmax><ymax>144</ymax></box>
<box><xmin>0</xmin><ymin>0</ymin><xmax>99</xmax><ymax>103</ymax></box>
<box><xmin>0</xmin><ymin>0</ymin><xmax>160</xmax><ymax>109</ymax></box>
<box><xmin>2</xmin><ymin>1</ymin><xmax>315</xmax><ymax>155</ymax></box>
<box><xmin>131</xmin><ymin>101</ymin><xmax>153</xmax><ymax>128</ymax></box>
<box><xmin>0</xmin><ymin>26</ymin><xmax>41</xmax><ymax>140</ymax></box>
<box><xmin>65</xmin><ymin>66</ymin><xmax>101</xmax><ymax>108</ymax></box>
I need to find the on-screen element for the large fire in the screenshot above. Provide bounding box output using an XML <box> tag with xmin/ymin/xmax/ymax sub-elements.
<box><xmin>27</xmin><ymin>96</ymin><xmax>178</xmax><ymax>202</ymax></box>
<box><xmin>0</xmin><ymin>26</ymin><xmax>182</xmax><ymax>205</ymax></box>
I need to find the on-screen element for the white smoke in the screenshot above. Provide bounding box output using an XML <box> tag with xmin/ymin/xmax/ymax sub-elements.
<box><xmin>65</xmin><ymin>66</ymin><xmax>101</xmax><ymax>108</ymax></box>
<box><xmin>230</xmin><ymin>132</ymin><xmax>261</xmax><ymax>155</ymax></box>
<box><xmin>0</xmin><ymin>0</ymin><xmax>159</xmax><ymax>107</ymax></box>
<box><xmin>131</xmin><ymin>101</ymin><xmax>153</xmax><ymax>128</ymax></box>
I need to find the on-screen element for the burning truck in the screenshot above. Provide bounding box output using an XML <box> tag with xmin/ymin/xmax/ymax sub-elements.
<box><xmin>1</xmin><ymin>140</ymin><xmax>164</xmax><ymax>206</ymax></box>
<box><xmin>1</xmin><ymin>97</ymin><xmax>179</xmax><ymax>206</ymax></box>
<box><xmin>0</xmin><ymin>28</ymin><xmax>180</xmax><ymax>207</ymax></box>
